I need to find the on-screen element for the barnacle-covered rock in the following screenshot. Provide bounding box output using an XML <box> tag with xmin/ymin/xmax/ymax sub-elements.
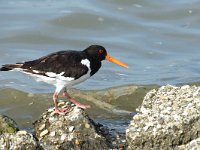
<box><xmin>126</xmin><ymin>85</ymin><xmax>200</xmax><ymax>150</ymax></box>
<box><xmin>34</xmin><ymin>102</ymin><xmax>112</xmax><ymax>150</ymax></box>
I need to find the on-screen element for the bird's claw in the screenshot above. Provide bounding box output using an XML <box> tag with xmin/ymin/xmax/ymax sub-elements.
<box><xmin>54</xmin><ymin>107</ymin><xmax>69</xmax><ymax>115</ymax></box>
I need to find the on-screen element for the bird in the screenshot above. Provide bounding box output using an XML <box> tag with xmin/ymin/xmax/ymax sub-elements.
<box><xmin>0</xmin><ymin>45</ymin><xmax>128</xmax><ymax>114</ymax></box>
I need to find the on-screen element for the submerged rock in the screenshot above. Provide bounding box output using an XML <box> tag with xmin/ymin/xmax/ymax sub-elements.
<box><xmin>69</xmin><ymin>84</ymin><xmax>156</xmax><ymax>113</ymax></box>
<box><xmin>0</xmin><ymin>115</ymin><xmax>18</xmax><ymax>134</ymax></box>
<box><xmin>126</xmin><ymin>85</ymin><xmax>200</xmax><ymax>150</ymax></box>
<box><xmin>34</xmin><ymin>102</ymin><xmax>112</xmax><ymax>150</ymax></box>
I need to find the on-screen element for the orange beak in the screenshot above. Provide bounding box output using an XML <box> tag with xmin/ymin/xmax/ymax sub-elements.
<box><xmin>105</xmin><ymin>55</ymin><xmax>128</xmax><ymax>68</ymax></box>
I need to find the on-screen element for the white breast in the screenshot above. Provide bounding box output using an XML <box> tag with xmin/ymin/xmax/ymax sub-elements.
<box><xmin>55</xmin><ymin>58</ymin><xmax>91</xmax><ymax>92</ymax></box>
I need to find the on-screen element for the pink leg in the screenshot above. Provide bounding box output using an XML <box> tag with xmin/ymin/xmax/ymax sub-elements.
<box><xmin>53</xmin><ymin>92</ymin><xmax>69</xmax><ymax>114</ymax></box>
<box><xmin>63</xmin><ymin>91</ymin><xmax>90</xmax><ymax>109</ymax></box>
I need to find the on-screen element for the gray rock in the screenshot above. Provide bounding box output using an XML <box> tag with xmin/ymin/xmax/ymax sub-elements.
<box><xmin>34</xmin><ymin>102</ymin><xmax>112</xmax><ymax>150</ymax></box>
<box><xmin>126</xmin><ymin>85</ymin><xmax>200</xmax><ymax>150</ymax></box>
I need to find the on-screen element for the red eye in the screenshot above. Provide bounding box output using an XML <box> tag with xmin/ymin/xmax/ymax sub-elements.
<box><xmin>99</xmin><ymin>49</ymin><xmax>104</xmax><ymax>54</ymax></box>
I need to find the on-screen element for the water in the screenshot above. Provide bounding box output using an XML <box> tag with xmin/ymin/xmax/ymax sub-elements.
<box><xmin>0</xmin><ymin>0</ymin><xmax>200</xmax><ymax>132</ymax></box>
<box><xmin>1</xmin><ymin>0</ymin><xmax>200</xmax><ymax>93</ymax></box>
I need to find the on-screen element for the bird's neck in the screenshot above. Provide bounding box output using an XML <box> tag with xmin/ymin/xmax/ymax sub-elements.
<box><xmin>89</xmin><ymin>59</ymin><xmax>101</xmax><ymax>76</ymax></box>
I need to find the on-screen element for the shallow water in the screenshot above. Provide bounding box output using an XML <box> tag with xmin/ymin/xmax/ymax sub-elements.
<box><xmin>0</xmin><ymin>0</ymin><xmax>200</xmax><ymax>132</ymax></box>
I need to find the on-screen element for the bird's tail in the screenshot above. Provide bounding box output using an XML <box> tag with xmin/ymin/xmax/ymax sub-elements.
<box><xmin>0</xmin><ymin>63</ymin><xmax>23</xmax><ymax>71</ymax></box>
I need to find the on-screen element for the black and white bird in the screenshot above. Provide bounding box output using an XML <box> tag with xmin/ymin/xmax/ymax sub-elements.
<box><xmin>0</xmin><ymin>45</ymin><xmax>128</xmax><ymax>114</ymax></box>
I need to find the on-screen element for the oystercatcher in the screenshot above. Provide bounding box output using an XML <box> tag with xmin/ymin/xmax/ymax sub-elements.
<box><xmin>0</xmin><ymin>45</ymin><xmax>128</xmax><ymax>114</ymax></box>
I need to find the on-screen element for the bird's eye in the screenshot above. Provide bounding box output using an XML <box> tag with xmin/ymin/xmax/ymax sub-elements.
<box><xmin>99</xmin><ymin>49</ymin><xmax>104</xmax><ymax>54</ymax></box>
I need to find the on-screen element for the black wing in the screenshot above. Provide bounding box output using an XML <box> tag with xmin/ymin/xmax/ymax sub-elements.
<box><xmin>21</xmin><ymin>51</ymin><xmax>89</xmax><ymax>79</ymax></box>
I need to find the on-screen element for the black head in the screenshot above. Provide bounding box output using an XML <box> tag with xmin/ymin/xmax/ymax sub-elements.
<box><xmin>84</xmin><ymin>45</ymin><xmax>129</xmax><ymax>69</ymax></box>
<box><xmin>83</xmin><ymin>45</ymin><xmax>107</xmax><ymax>61</ymax></box>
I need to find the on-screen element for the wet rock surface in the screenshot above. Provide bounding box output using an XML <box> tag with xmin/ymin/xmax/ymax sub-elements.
<box><xmin>126</xmin><ymin>85</ymin><xmax>200</xmax><ymax>150</ymax></box>
<box><xmin>34</xmin><ymin>102</ymin><xmax>113</xmax><ymax>150</ymax></box>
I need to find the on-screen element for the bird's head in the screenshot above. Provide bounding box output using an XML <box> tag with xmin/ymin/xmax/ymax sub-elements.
<box><xmin>84</xmin><ymin>45</ymin><xmax>128</xmax><ymax>68</ymax></box>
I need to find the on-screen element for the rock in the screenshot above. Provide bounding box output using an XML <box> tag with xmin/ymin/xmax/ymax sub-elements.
<box><xmin>34</xmin><ymin>102</ymin><xmax>112</xmax><ymax>150</ymax></box>
<box><xmin>68</xmin><ymin>126</ymin><xmax>74</xmax><ymax>132</ymax></box>
<box><xmin>40</xmin><ymin>129</ymin><xmax>49</xmax><ymax>137</ymax></box>
<box><xmin>0</xmin><ymin>115</ymin><xmax>18</xmax><ymax>134</ymax></box>
<box><xmin>126</xmin><ymin>85</ymin><xmax>200</xmax><ymax>150</ymax></box>
<box><xmin>177</xmin><ymin>137</ymin><xmax>200</xmax><ymax>150</ymax></box>
<box><xmin>0</xmin><ymin>130</ymin><xmax>38</xmax><ymax>150</ymax></box>
<box><xmin>0</xmin><ymin>115</ymin><xmax>39</xmax><ymax>150</ymax></box>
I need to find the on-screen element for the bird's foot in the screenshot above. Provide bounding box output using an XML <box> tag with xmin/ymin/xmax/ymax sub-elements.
<box><xmin>54</xmin><ymin>109</ymin><xmax>65</xmax><ymax>115</ymax></box>
<box><xmin>54</xmin><ymin>106</ymin><xmax>70</xmax><ymax>115</ymax></box>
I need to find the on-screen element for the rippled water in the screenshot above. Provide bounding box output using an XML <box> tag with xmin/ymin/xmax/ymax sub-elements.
<box><xmin>0</xmin><ymin>0</ymin><xmax>200</xmax><ymax>131</ymax></box>
<box><xmin>1</xmin><ymin>0</ymin><xmax>200</xmax><ymax>93</ymax></box>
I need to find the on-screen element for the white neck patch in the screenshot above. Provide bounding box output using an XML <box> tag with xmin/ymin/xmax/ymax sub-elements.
<box><xmin>81</xmin><ymin>59</ymin><xmax>90</xmax><ymax>68</ymax></box>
